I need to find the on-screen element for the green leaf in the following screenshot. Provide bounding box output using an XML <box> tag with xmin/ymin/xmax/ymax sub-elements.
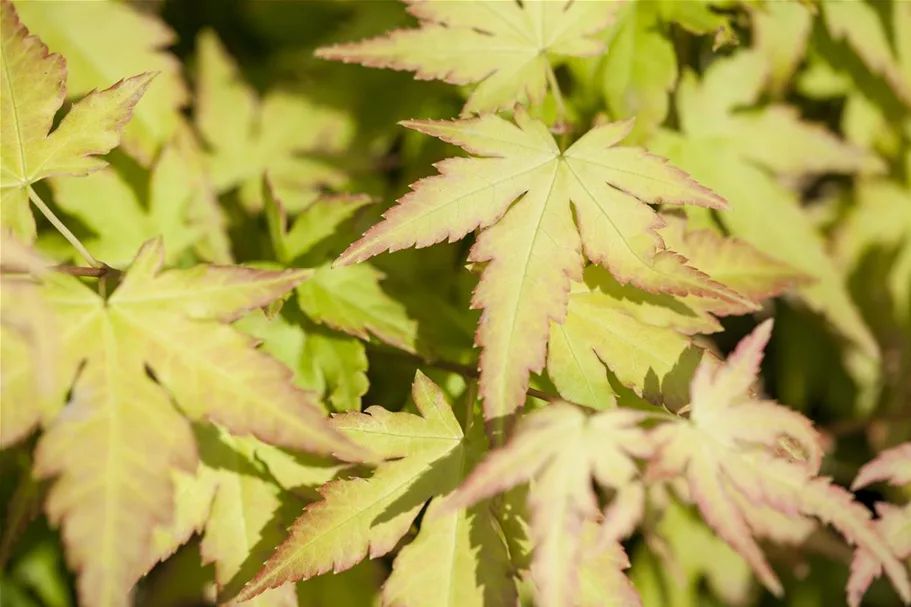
<box><xmin>547</xmin><ymin>276</ymin><xmax>708</xmax><ymax>412</ymax></box>
<box><xmin>600</xmin><ymin>2</ymin><xmax>677</xmax><ymax>139</ymax></box>
<box><xmin>195</xmin><ymin>30</ymin><xmax>353</xmax><ymax>212</ymax></box>
<box><xmin>240</xmin><ymin>372</ymin><xmax>517</xmax><ymax>607</ymax></box>
<box><xmin>50</xmin><ymin>144</ymin><xmax>200</xmax><ymax>267</ymax></box>
<box><xmin>297</xmin><ymin>264</ymin><xmax>419</xmax><ymax>353</ymax></box>
<box><xmin>652</xmin><ymin>50</ymin><xmax>881</xmax><ymax>360</ymax></box>
<box><xmin>0</xmin><ymin>0</ymin><xmax>151</xmax><ymax>240</ymax></box>
<box><xmin>11</xmin><ymin>0</ymin><xmax>187</xmax><ymax>163</ymax></box>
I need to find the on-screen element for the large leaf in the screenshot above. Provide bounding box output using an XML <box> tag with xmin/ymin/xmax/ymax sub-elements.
<box><xmin>239</xmin><ymin>372</ymin><xmax>517</xmax><ymax>607</ymax></box>
<box><xmin>336</xmin><ymin>110</ymin><xmax>736</xmax><ymax>428</ymax></box>
<box><xmin>0</xmin><ymin>0</ymin><xmax>150</xmax><ymax>240</ymax></box>
<box><xmin>649</xmin><ymin>320</ymin><xmax>911</xmax><ymax>606</ymax></box>
<box><xmin>316</xmin><ymin>0</ymin><xmax>621</xmax><ymax>115</ymax></box>
<box><xmin>2</xmin><ymin>240</ymin><xmax>366</xmax><ymax>607</ymax></box>
<box><xmin>440</xmin><ymin>403</ymin><xmax>650</xmax><ymax>607</ymax></box>
<box><xmin>12</xmin><ymin>0</ymin><xmax>187</xmax><ymax>163</ymax></box>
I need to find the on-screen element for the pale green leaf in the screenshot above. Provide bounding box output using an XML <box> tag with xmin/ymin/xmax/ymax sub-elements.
<box><xmin>12</xmin><ymin>0</ymin><xmax>186</xmax><ymax>163</ymax></box>
<box><xmin>239</xmin><ymin>372</ymin><xmax>516</xmax><ymax>606</ymax></box>
<box><xmin>50</xmin><ymin>143</ymin><xmax>202</xmax><ymax>267</ymax></box>
<box><xmin>297</xmin><ymin>264</ymin><xmax>418</xmax><ymax>353</ymax></box>
<box><xmin>600</xmin><ymin>2</ymin><xmax>677</xmax><ymax>139</ymax></box>
<box><xmin>822</xmin><ymin>0</ymin><xmax>911</xmax><ymax>107</ymax></box>
<box><xmin>316</xmin><ymin>0</ymin><xmax>621</xmax><ymax>115</ymax></box>
<box><xmin>750</xmin><ymin>0</ymin><xmax>812</xmax><ymax>94</ymax></box>
<box><xmin>335</xmin><ymin>111</ymin><xmax>733</xmax><ymax>426</ymax></box>
<box><xmin>195</xmin><ymin>30</ymin><xmax>352</xmax><ymax>212</ymax></box>
<box><xmin>0</xmin><ymin>0</ymin><xmax>151</xmax><ymax>240</ymax></box>
<box><xmin>654</xmin><ymin>51</ymin><xmax>880</xmax><ymax>360</ymax></box>
<box><xmin>548</xmin><ymin>277</ymin><xmax>708</xmax><ymax>411</ymax></box>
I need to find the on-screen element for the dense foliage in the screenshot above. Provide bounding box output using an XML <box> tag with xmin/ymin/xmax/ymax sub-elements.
<box><xmin>1</xmin><ymin>1</ymin><xmax>909</xmax><ymax>606</ymax></box>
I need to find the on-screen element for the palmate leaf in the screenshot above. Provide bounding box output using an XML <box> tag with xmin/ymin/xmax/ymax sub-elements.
<box><xmin>50</xmin><ymin>144</ymin><xmax>201</xmax><ymax>267</ymax></box>
<box><xmin>439</xmin><ymin>403</ymin><xmax>650</xmax><ymax>607</ymax></box>
<box><xmin>0</xmin><ymin>232</ymin><xmax>60</xmax><ymax>446</ymax></box>
<box><xmin>2</xmin><ymin>240</ymin><xmax>367</xmax><ymax>607</ymax></box>
<box><xmin>849</xmin><ymin>443</ymin><xmax>911</xmax><ymax>605</ymax></box>
<box><xmin>651</xmin><ymin>50</ymin><xmax>883</xmax><ymax>360</ymax></box>
<box><xmin>0</xmin><ymin>0</ymin><xmax>151</xmax><ymax>241</ymax></box>
<box><xmin>12</xmin><ymin>0</ymin><xmax>188</xmax><ymax>163</ymax></box>
<box><xmin>336</xmin><ymin>110</ymin><xmax>736</xmax><ymax>427</ymax></box>
<box><xmin>195</xmin><ymin>31</ymin><xmax>353</xmax><ymax>212</ymax></box>
<box><xmin>239</xmin><ymin>372</ymin><xmax>517</xmax><ymax>607</ymax></box>
<box><xmin>648</xmin><ymin>320</ymin><xmax>911</xmax><ymax>607</ymax></box>
<box><xmin>547</xmin><ymin>219</ymin><xmax>805</xmax><ymax>411</ymax></box>
<box><xmin>547</xmin><ymin>272</ymin><xmax>707</xmax><ymax>411</ymax></box>
<box><xmin>316</xmin><ymin>0</ymin><xmax>621</xmax><ymax>115</ymax></box>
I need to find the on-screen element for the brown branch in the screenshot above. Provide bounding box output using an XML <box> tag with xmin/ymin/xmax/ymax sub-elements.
<box><xmin>822</xmin><ymin>410</ymin><xmax>911</xmax><ymax>438</ymax></box>
<box><xmin>1</xmin><ymin>264</ymin><xmax>115</xmax><ymax>278</ymax></box>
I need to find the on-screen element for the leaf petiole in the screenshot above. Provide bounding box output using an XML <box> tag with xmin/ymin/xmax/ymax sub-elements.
<box><xmin>27</xmin><ymin>185</ymin><xmax>102</xmax><ymax>269</ymax></box>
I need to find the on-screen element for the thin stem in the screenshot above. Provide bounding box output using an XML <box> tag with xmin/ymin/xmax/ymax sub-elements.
<box><xmin>27</xmin><ymin>185</ymin><xmax>101</xmax><ymax>268</ymax></box>
<box><xmin>545</xmin><ymin>62</ymin><xmax>568</xmax><ymax>126</ymax></box>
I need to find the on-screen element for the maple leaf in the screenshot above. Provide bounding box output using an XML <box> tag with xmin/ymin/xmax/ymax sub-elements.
<box><xmin>49</xmin><ymin>143</ymin><xmax>202</xmax><ymax>267</ymax></box>
<box><xmin>547</xmin><ymin>271</ymin><xmax>709</xmax><ymax>411</ymax></box>
<box><xmin>648</xmin><ymin>320</ymin><xmax>911</xmax><ymax>606</ymax></box>
<box><xmin>439</xmin><ymin>403</ymin><xmax>650</xmax><ymax>607</ymax></box>
<box><xmin>264</xmin><ymin>178</ymin><xmax>420</xmax><ymax>356</ymax></box>
<box><xmin>315</xmin><ymin>0</ymin><xmax>621</xmax><ymax>115</ymax></box>
<box><xmin>821</xmin><ymin>0</ymin><xmax>911</xmax><ymax>108</ymax></box>
<box><xmin>335</xmin><ymin>110</ymin><xmax>733</xmax><ymax>426</ymax></box>
<box><xmin>0</xmin><ymin>0</ymin><xmax>151</xmax><ymax>241</ymax></box>
<box><xmin>0</xmin><ymin>232</ymin><xmax>60</xmax><ymax>447</ymax></box>
<box><xmin>658</xmin><ymin>214</ymin><xmax>810</xmax><ymax>317</ymax></box>
<box><xmin>195</xmin><ymin>30</ymin><xmax>353</xmax><ymax>212</ymax></box>
<box><xmin>12</xmin><ymin>0</ymin><xmax>188</xmax><ymax>163</ymax></box>
<box><xmin>239</xmin><ymin>372</ymin><xmax>517</xmax><ymax>607</ymax></box>
<box><xmin>597</xmin><ymin>1</ymin><xmax>678</xmax><ymax>140</ymax></box>
<box><xmin>750</xmin><ymin>0</ymin><xmax>813</xmax><ymax>94</ymax></box>
<box><xmin>651</xmin><ymin>50</ymin><xmax>884</xmax><ymax>360</ymax></box>
<box><xmin>848</xmin><ymin>442</ymin><xmax>911</xmax><ymax>606</ymax></box>
<box><xmin>2</xmin><ymin>240</ymin><xmax>367</xmax><ymax>607</ymax></box>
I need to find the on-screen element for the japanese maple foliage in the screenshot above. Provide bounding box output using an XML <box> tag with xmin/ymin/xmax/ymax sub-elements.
<box><xmin>2</xmin><ymin>1</ymin><xmax>910</xmax><ymax>607</ymax></box>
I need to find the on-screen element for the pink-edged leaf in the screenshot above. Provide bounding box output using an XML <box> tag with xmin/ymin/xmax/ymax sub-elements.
<box><xmin>336</xmin><ymin>111</ymin><xmax>732</xmax><ymax>425</ymax></box>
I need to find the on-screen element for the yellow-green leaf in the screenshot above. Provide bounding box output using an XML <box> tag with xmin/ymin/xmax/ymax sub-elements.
<box><xmin>0</xmin><ymin>0</ymin><xmax>150</xmax><ymax>240</ymax></box>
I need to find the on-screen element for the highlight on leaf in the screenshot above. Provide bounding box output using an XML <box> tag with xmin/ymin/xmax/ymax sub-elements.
<box><xmin>335</xmin><ymin>109</ymin><xmax>738</xmax><ymax>428</ymax></box>
<box><xmin>648</xmin><ymin>320</ymin><xmax>911</xmax><ymax>607</ymax></box>
<box><xmin>316</xmin><ymin>0</ymin><xmax>622</xmax><ymax>115</ymax></box>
